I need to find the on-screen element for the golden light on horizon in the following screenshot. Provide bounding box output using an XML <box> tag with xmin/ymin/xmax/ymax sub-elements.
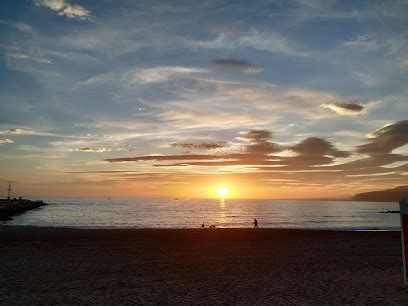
<box><xmin>215</xmin><ymin>186</ymin><xmax>229</xmax><ymax>198</ymax></box>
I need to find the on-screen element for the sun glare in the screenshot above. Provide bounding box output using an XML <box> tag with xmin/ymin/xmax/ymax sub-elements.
<box><xmin>215</xmin><ymin>186</ymin><xmax>229</xmax><ymax>198</ymax></box>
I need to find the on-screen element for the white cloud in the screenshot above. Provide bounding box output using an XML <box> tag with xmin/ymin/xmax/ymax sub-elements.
<box><xmin>341</xmin><ymin>33</ymin><xmax>378</xmax><ymax>52</ymax></box>
<box><xmin>74</xmin><ymin>73</ymin><xmax>116</xmax><ymax>87</ymax></box>
<box><xmin>0</xmin><ymin>138</ymin><xmax>14</xmax><ymax>144</ymax></box>
<box><xmin>346</xmin><ymin>172</ymin><xmax>396</xmax><ymax>178</ymax></box>
<box><xmin>7</xmin><ymin>52</ymin><xmax>52</xmax><ymax>64</ymax></box>
<box><xmin>239</xmin><ymin>30</ymin><xmax>309</xmax><ymax>57</ymax></box>
<box><xmin>382</xmin><ymin>161</ymin><xmax>407</xmax><ymax>169</ymax></box>
<box><xmin>70</xmin><ymin>147</ymin><xmax>111</xmax><ymax>153</ymax></box>
<box><xmin>189</xmin><ymin>30</ymin><xmax>309</xmax><ymax>57</ymax></box>
<box><xmin>58</xmin><ymin>4</ymin><xmax>91</xmax><ymax>19</ymax></box>
<box><xmin>35</xmin><ymin>0</ymin><xmax>92</xmax><ymax>20</ymax></box>
<box><xmin>0</xmin><ymin>20</ymin><xmax>33</xmax><ymax>33</ymax></box>
<box><xmin>36</xmin><ymin>0</ymin><xmax>65</xmax><ymax>10</ymax></box>
<box><xmin>123</xmin><ymin>66</ymin><xmax>208</xmax><ymax>85</ymax></box>
<box><xmin>392</xmin><ymin>144</ymin><xmax>408</xmax><ymax>155</ymax></box>
<box><xmin>190</xmin><ymin>33</ymin><xmax>231</xmax><ymax>49</ymax></box>
<box><xmin>160</xmin><ymin>110</ymin><xmax>272</xmax><ymax>129</ymax></box>
<box><xmin>0</xmin><ymin>128</ymin><xmax>55</xmax><ymax>136</ymax></box>
<box><xmin>342</xmin><ymin>33</ymin><xmax>376</xmax><ymax>46</ymax></box>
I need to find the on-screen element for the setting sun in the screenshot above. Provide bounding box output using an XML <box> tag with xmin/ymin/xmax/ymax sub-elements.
<box><xmin>215</xmin><ymin>186</ymin><xmax>229</xmax><ymax>198</ymax></box>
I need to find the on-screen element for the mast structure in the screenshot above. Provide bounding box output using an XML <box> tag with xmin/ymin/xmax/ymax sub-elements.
<box><xmin>7</xmin><ymin>182</ymin><xmax>11</xmax><ymax>200</ymax></box>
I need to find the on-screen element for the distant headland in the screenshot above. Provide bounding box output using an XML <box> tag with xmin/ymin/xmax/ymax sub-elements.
<box><xmin>352</xmin><ymin>185</ymin><xmax>408</xmax><ymax>202</ymax></box>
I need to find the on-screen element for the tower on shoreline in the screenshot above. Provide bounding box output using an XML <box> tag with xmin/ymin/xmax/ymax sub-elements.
<box><xmin>7</xmin><ymin>182</ymin><xmax>11</xmax><ymax>200</ymax></box>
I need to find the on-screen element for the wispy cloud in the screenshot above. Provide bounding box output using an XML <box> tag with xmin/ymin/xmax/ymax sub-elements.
<box><xmin>159</xmin><ymin>110</ymin><xmax>272</xmax><ymax>129</ymax></box>
<box><xmin>170</xmin><ymin>142</ymin><xmax>226</xmax><ymax>150</ymax></box>
<box><xmin>0</xmin><ymin>138</ymin><xmax>14</xmax><ymax>144</ymax></box>
<box><xmin>7</xmin><ymin>52</ymin><xmax>52</xmax><ymax>64</ymax></box>
<box><xmin>190</xmin><ymin>29</ymin><xmax>309</xmax><ymax>57</ymax></box>
<box><xmin>0</xmin><ymin>128</ymin><xmax>55</xmax><ymax>136</ymax></box>
<box><xmin>123</xmin><ymin>66</ymin><xmax>208</xmax><ymax>85</ymax></box>
<box><xmin>0</xmin><ymin>20</ymin><xmax>33</xmax><ymax>33</ymax></box>
<box><xmin>70</xmin><ymin>147</ymin><xmax>111</xmax><ymax>153</ymax></box>
<box><xmin>341</xmin><ymin>33</ymin><xmax>377</xmax><ymax>48</ymax></box>
<box><xmin>239</xmin><ymin>29</ymin><xmax>310</xmax><ymax>57</ymax></box>
<box><xmin>69</xmin><ymin>146</ymin><xmax>137</xmax><ymax>153</ymax></box>
<box><xmin>34</xmin><ymin>0</ymin><xmax>92</xmax><ymax>20</ymax></box>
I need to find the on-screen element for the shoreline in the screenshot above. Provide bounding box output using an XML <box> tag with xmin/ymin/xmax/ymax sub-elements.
<box><xmin>1</xmin><ymin>226</ymin><xmax>408</xmax><ymax>303</ymax></box>
<box><xmin>1</xmin><ymin>224</ymin><xmax>402</xmax><ymax>232</ymax></box>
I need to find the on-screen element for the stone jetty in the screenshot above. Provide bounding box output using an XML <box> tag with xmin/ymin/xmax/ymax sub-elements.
<box><xmin>0</xmin><ymin>198</ymin><xmax>47</xmax><ymax>221</ymax></box>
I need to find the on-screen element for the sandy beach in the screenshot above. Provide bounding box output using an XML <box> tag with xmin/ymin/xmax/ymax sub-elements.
<box><xmin>1</xmin><ymin>227</ymin><xmax>408</xmax><ymax>304</ymax></box>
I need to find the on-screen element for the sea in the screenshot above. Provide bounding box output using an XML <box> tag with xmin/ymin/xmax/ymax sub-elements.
<box><xmin>6</xmin><ymin>198</ymin><xmax>402</xmax><ymax>231</ymax></box>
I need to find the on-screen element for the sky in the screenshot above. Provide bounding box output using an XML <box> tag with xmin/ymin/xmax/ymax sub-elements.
<box><xmin>0</xmin><ymin>0</ymin><xmax>407</xmax><ymax>199</ymax></box>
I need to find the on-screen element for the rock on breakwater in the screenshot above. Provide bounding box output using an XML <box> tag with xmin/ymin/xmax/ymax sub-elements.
<box><xmin>0</xmin><ymin>199</ymin><xmax>47</xmax><ymax>221</ymax></box>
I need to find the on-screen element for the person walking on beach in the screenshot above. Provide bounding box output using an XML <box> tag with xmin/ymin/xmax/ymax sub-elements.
<box><xmin>253</xmin><ymin>218</ymin><xmax>258</xmax><ymax>228</ymax></box>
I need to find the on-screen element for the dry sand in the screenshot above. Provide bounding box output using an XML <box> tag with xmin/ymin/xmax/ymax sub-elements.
<box><xmin>1</xmin><ymin>226</ymin><xmax>408</xmax><ymax>304</ymax></box>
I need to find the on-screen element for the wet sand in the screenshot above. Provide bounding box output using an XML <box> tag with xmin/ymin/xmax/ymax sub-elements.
<box><xmin>1</xmin><ymin>226</ymin><xmax>408</xmax><ymax>304</ymax></box>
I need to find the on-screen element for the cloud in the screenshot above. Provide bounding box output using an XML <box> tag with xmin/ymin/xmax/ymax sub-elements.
<box><xmin>242</xmin><ymin>130</ymin><xmax>282</xmax><ymax>155</ymax></box>
<box><xmin>190</xmin><ymin>29</ymin><xmax>309</xmax><ymax>57</ymax></box>
<box><xmin>290</xmin><ymin>137</ymin><xmax>350</xmax><ymax>158</ymax></box>
<box><xmin>239</xmin><ymin>30</ymin><xmax>309</xmax><ymax>57</ymax></box>
<box><xmin>342</xmin><ymin>33</ymin><xmax>377</xmax><ymax>48</ymax></box>
<box><xmin>123</xmin><ymin>66</ymin><xmax>207</xmax><ymax>85</ymax></box>
<box><xmin>211</xmin><ymin>85</ymin><xmax>346</xmax><ymax>119</ymax></box>
<box><xmin>103</xmin><ymin>129</ymin><xmax>355</xmax><ymax>170</ymax></box>
<box><xmin>170</xmin><ymin>143</ymin><xmax>226</xmax><ymax>150</ymax></box>
<box><xmin>70</xmin><ymin>147</ymin><xmax>111</xmax><ymax>153</ymax></box>
<box><xmin>105</xmin><ymin>129</ymin><xmax>282</xmax><ymax>165</ymax></box>
<box><xmin>243</xmin><ymin>130</ymin><xmax>272</xmax><ymax>142</ymax></box>
<box><xmin>321</xmin><ymin>100</ymin><xmax>365</xmax><ymax>115</ymax></box>
<box><xmin>159</xmin><ymin>110</ymin><xmax>271</xmax><ymax>129</ymax></box>
<box><xmin>0</xmin><ymin>20</ymin><xmax>33</xmax><ymax>33</ymax></box>
<box><xmin>0</xmin><ymin>128</ymin><xmax>55</xmax><ymax>136</ymax></box>
<box><xmin>74</xmin><ymin>73</ymin><xmax>116</xmax><ymax>87</ymax></box>
<box><xmin>7</xmin><ymin>52</ymin><xmax>52</xmax><ymax>64</ymax></box>
<box><xmin>34</xmin><ymin>0</ymin><xmax>92</xmax><ymax>20</ymax></box>
<box><xmin>0</xmin><ymin>138</ymin><xmax>14</xmax><ymax>144</ymax></box>
<box><xmin>1</xmin><ymin>128</ymin><xmax>34</xmax><ymax>135</ymax></box>
<box><xmin>358</xmin><ymin>120</ymin><xmax>408</xmax><ymax>154</ymax></box>
<box><xmin>211</xmin><ymin>59</ymin><xmax>263</xmax><ymax>74</ymax></box>
<box><xmin>69</xmin><ymin>124</ymin><xmax>406</xmax><ymax>196</ymax></box>
<box><xmin>105</xmin><ymin>154</ymin><xmax>226</xmax><ymax>163</ymax></box>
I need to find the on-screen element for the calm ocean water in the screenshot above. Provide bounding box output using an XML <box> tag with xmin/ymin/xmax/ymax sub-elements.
<box><xmin>6</xmin><ymin>198</ymin><xmax>401</xmax><ymax>231</ymax></box>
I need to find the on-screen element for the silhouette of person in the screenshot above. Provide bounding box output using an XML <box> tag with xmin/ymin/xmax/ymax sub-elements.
<box><xmin>253</xmin><ymin>218</ymin><xmax>258</xmax><ymax>228</ymax></box>
<box><xmin>201</xmin><ymin>223</ymin><xmax>205</xmax><ymax>228</ymax></box>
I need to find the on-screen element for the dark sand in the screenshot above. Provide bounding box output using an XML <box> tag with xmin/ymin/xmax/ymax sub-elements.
<box><xmin>1</xmin><ymin>227</ymin><xmax>408</xmax><ymax>304</ymax></box>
